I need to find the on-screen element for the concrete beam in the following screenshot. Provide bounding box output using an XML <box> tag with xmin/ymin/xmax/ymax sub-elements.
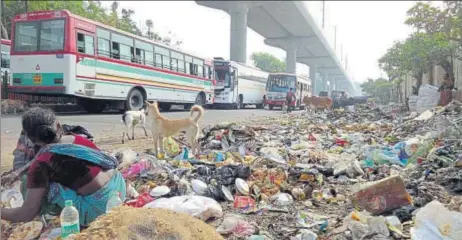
<box><xmin>264</xmin><ymin>35</ymin><xmax>317</xmax><ymax>47</ymax></box>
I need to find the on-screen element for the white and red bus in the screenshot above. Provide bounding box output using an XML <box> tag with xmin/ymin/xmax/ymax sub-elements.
<box><xmin>264</xmin><ymin>73</ymin><xmax>311</xmax><ymax>110</ymax></box>
<box><xmin>9</xmin><ymin>10</ymin><xmax>215</xmax><ymax>113</ymax></box>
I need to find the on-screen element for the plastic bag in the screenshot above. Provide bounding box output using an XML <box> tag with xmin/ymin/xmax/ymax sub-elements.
<box><xmin>410</xmin><ymin>200</ymin><xmax>462</xmax><ymax>240</ymax></box>
<box><xmin>216</xmin><ymin>214</ymin><xmax>255</xmax><ymax>237</ymax></box>
<box><xmin>144</xmin><ymin>195</ymin><xmax>223</xmax><ymax>221</ymax></box>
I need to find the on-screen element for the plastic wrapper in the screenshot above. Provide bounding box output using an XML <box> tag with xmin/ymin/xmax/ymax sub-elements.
<box><xmin>410</xmin><ymin>200</ymin><xmax>462</xmax><ymax>240</ymax></box>
<box><xmin>144</xmin><ymin>195</ymin><xmax>223</xmax><ymax>221</ymax></box>
<box><xmin>216</xmin><ymin>214</ymin><xmax>255</xmax><ymax>237</ymax></box>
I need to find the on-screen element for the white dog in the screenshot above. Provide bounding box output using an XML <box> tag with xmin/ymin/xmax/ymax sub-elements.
<box><xmin>282</xmin><ymin>101</ymin><xmax>288</xmax><ymax>114</ymax></box>
<box><xmin>121</xmin><ymin>108</ymin><xmax>148</xmax><ymax>143</ymax></box>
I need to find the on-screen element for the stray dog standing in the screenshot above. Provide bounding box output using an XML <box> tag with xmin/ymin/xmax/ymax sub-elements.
<box><xmin>121</xmin><ymin>107</ymin><xmax>148</xmax><ymax>143</ymax></box>
<box><xmin>281</xmin><ymin>101</ymin><xmax>288</xmax><ymax>114</ymax></box>
<box><xmin>145</xmin><ymin>101</ymin><xmax>204</xmax><ymax>157</ymax></box>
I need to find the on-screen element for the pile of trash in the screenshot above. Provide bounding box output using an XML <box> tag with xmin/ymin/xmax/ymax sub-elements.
<box><xmin>2</xmin><ymin>100</ymin><xmax>462</xmax><ymax>240</ymax></box>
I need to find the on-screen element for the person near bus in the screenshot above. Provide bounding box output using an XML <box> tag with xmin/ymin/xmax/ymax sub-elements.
<box><xmin>286</xmin><ymin>88</ymin><xmax>296</xmax><ymax>113</ymax></box>
<box><xmin>1</xmin><ymin>107</ymin><xmax>126</xmax><ymax>226</ymax></box>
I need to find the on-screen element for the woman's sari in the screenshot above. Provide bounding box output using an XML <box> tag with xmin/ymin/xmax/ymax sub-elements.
<box><xmin>20</xmin><ymin>144</ymin><xmax>126</xmax><ymax>226</ymax></box>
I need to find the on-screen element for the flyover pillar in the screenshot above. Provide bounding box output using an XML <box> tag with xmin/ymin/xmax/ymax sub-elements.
<box><xmin>286</xmin><ymin>42</ymin><xmax>297</xmax><ymax>74</ymax></box>
<box><xmin>230</xmin><ymin>4</ymin><xmax>249</xmax><ymax>63</ymax></box>
<box><xmin>309</xmin><ymin>64</ymin><xmax>317</xmax><ymax>95</ymax></box>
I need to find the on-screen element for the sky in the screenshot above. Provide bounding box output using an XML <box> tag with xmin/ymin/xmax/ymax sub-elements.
<box><xmin>102</xmin><ymin>1</ymin><xmax>417</xmax><ymax>83</ymax></box>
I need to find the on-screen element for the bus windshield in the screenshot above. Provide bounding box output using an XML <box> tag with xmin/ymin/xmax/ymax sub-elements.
<box><xmin>14</xmin><ymin>19</ymin><xmax>65</xmax><ymax>52</ymax></box>
<box><xmin>266</xmin><ymin>75</ymin><xmax>296</xmax><ymax>92</ymax></box>
<box><xmin>214</xmin><ymin>69</ymin><xmax>231</xmax><ymax>88</ymax></box>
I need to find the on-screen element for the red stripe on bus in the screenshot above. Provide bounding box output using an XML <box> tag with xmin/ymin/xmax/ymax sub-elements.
<box><xmin>76</xmin><ymin>75</ymin><xmax>213</xmax><ymax>93</ymax></box>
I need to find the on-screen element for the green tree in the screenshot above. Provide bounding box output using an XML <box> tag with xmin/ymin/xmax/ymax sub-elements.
<box><xmin>405</xmin><ymin>1</ymin><xmax>459</xmax><ymax>82</ymax></box>
<box><xmin>360</xmin><ymin>78</ymin><xmax>393</xmax><ymax>104</ymax></box>
<box><xmin>250</xmin><ymin>52</ymin><xmax>286</xmax><ymax>73</ymax></box>
<box><xmin>0</xmin><ymin>0</ymin><xmax>173</xmax><ymax>44</ymax></box>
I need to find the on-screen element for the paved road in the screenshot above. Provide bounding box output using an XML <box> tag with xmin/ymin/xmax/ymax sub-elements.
<box><xmin>1</xmin><ymin>108</ymin><xmax>285</xmax><ymax>169</ymax></box>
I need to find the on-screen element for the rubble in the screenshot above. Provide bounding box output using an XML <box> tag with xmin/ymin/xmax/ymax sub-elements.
<box><xmin>2</xmin><ymin>100</ymin><xmax>462</xmax><ymax>239</ymax></box>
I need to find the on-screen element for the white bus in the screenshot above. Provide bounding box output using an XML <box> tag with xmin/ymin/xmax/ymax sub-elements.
<box><xmin>213</xmin><ymin>57</ymin><xmax>268</xmax><ymax>109</ymax></box>
<box><xmin>9</xmin><ymin>10</ymin><xmax>215</xmax><ymax>113</ymax></box>
<box><xmin>264</xmin><ymin>73</ymin><xmax>312</xmax><ymax>110</ymax></box>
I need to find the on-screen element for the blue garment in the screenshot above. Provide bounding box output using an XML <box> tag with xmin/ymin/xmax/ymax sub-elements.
<box><xmin>49</xmin><ymin>170</ymin><xmax>126</xmax><ymax>226</ymax></box>
<box><xmin>34</xmin><ymin>144</ymin><xmax>125</xmax><ymax>226</ymax></box>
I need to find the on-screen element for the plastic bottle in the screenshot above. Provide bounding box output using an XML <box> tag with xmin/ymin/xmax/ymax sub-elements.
<box><xmin>60</xmin><ymin>200</ymin><xmax>80</xmax><ymax>239</ymax></box>
<box><xmin>106</xmin><ymin>192</ymin><xmax>123</xmax><ymax>213</ymax></box>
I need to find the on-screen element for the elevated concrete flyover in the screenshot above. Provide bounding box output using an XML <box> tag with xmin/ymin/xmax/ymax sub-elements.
<box><xmin>195</xmin><ymin>1</ymin><xmax>357</xmax><ymax>95</ymax></box>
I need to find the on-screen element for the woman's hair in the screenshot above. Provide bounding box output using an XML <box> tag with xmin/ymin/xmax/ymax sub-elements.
<box><xmin>21</xmin><ymin>107</ymin><xmax>61</xmax><ymax>144</ymax></box>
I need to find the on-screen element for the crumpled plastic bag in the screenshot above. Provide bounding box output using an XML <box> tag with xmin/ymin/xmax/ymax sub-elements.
<box><xmin>410</xmin><ymin>200</ymin><xmax>462</xmax><ymax>240</ymax></box>
<box><xmin>216</xmin><ymin>214</ymin><xmax>255</xmax><ymax>237</ymax></box>
<box><xmin>144</xmin><ymin>195</ymin><xmax>223</xmax><ymax>221</ymax></box>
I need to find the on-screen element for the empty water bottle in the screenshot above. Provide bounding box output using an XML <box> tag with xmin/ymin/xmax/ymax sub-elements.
<box><xmin>106</xmin><ymin>192</ymin><xmax>123</xmax><ymax>213</ymax></box>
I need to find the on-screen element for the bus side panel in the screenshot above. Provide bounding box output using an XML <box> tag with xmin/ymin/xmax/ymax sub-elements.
<box><xmin>91</xmin><ymin>58</ymin><xmax>209</xmax><ymax>103</ymax></box>
<box><xmin>237</xmin><ymin>78</ymin><xmax>266</xmax><ymax>105</ymax></box>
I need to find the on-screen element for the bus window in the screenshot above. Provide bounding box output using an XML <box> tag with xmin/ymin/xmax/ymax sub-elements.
<box><xmin>155</xmin><ymin>53</ymin><xmax>162</xmax><ymax>67</ymax></box>
<box><xmin>197</xmin><ymin>65</ymin><xmax>204</xmax><ymax>77</ymax></box>
<box><xmin>134</xmin><ymin>48</ymin><xmax>144</xmax><ymax>64</ymax></box>
<box><xmin>145</xmin><ymin>51</ymin><xmax>154</xmax><ymax>66</ymax></box>
<box><xmin>162</xmin><ymin>55</ymin><xmax>170</xmax><ymax>69</ymax></box>
<box><xmin>119</xmin><ymin>44</ymin><xmax>131</xmax><ymax>62</ymax></box>
<box><xmin>178</xmin><ymin>59</ymin><xmax>185</xmax><ymax>73</ymax></box>
<box><xmin>170</xmin><ymin>58</ymin><xmax>178</xmax><ymax>71</ymax></box>
<box><xmin>155</xmin><ymin>46</ymin><xmax>170</xmax><ymax>69</ymax></box>
<box><xmin>76</xmin><ymin>33</ymin><xmax>94</xmax><ymax>55</ymax></box>
<box><xmin>204</xmin><ymin>66</ymin><xmax>209</xmax><ymax>79</ymax></box>
<box><xmin>111</xmin><ymin>42</ymin><xmax>120</xmax><ymax>59</ymax></box>
<box><xmin>185</xmin><ymin>56</ymin><xmax>193</xmax><ymax>75</ymax></box>
<box><xmin>97</xmin><ymin>38</ymin><xmax>110</xmax><ymax>57</ymax></box>
<box><xmin>171</xmin><ymin>51</ymin><xmax>184</xmax><ymax>72</ymax></box>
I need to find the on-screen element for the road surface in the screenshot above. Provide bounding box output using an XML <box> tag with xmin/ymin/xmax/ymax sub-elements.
<box><xmin>1</xmin><ymin>108</ymin><xmax>286</xmax><ymax>171</ymax></box>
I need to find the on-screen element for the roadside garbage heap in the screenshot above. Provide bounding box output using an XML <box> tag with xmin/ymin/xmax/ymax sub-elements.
<box><xmin>2</xmin><ymin>102</ymin><xmax>462</xmax><ymax>240</ymax></box>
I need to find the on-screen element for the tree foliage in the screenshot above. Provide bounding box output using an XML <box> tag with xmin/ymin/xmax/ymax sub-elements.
<box><xmin>251</xmin><ymin>52</ymin><xmax>286</xmax><ymax>73</ymax></box>
<box><xmin>378</xmin><ymin>1</ymin><xmax>461</xmax><ymax>92</ymax></box>
<box><xmin>360</xmin><ymin>78</ymin><xmax>393</xmax><ymax>103</ymax></box>
<box><xmin>0</xmin><ymin>0</ymin><xmax>182</xmax><ymax>47</ymax></box>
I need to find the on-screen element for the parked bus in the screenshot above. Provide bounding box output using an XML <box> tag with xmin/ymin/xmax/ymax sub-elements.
<box><xmin>213</xmin><ymin>57</ymin><xmax>268</xmax><ymax>109</ymax></box>
<box><xmin>1</xmin><ymin>39</ymin><xmax>11</xmax><ymax>84</ymax></box>
<box><xmin>264</xmin><ymin>73</ymin><xmax>311</xmax><ymax>110</ymax></box>
<box><xmin>9</xmin><ymin>10</ymin><xmax>214</xmax><ymax>113</ymax></box>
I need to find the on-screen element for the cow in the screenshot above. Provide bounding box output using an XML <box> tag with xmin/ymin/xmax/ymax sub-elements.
<box><xmin>303</xmin><ymin>95</ymin><xmax>333</xmax><ymax>114</ymax></box>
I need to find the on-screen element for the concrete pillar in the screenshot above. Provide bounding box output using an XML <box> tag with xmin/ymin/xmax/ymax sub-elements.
<box><xmin>309</xmin><ymin>64</ymin><xmax>317</xmax><ymax>95</ymax></box>
<box><xmin>230</xmin><ymin>4</ymin><xmax>249</xmax><ymax>63</ymax></box>
<box><xmin>286</xmin><ymin>42</ymin><xmax>297</xmax><ymax>74</ymax></box>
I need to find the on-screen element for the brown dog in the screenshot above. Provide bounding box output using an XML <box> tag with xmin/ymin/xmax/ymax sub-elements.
<box><xmin>145</xmin><ymin>101</ymin><xmax>204</xmax><ymax>157</ymax></box>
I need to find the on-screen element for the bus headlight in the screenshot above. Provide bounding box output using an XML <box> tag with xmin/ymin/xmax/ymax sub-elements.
<box><xmin>13</xmin><ymin>78</ymin><xmax>21</xmax><ymax>84</ymax></box>
<box><xmin>54</xmin><ymin>78</ymin><xmax>64</xmax><ymax>84</ymax></box>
